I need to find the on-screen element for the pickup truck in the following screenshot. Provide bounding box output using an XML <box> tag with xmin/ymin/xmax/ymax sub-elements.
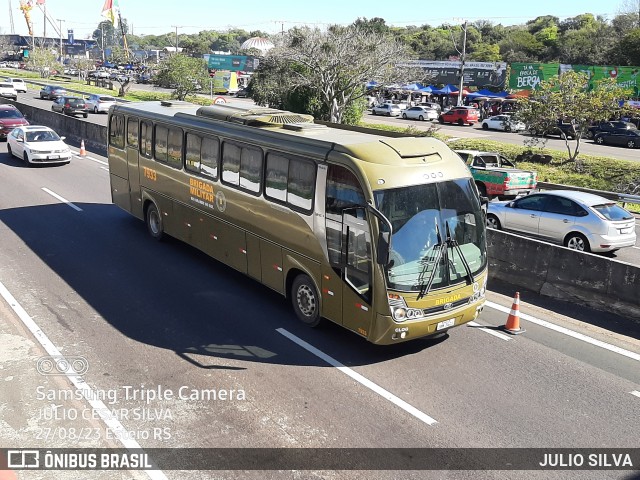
<box><xmin>454</xmin><ymin>150</ymin><xmax>538</xmax><ymax>199</ymax></box>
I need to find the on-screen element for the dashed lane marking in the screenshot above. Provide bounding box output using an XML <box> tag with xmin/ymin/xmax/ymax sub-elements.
<box><xmin>41</xmin><ymin>187</ymin><xmax>82</xmax><ymax>212</ymax></box>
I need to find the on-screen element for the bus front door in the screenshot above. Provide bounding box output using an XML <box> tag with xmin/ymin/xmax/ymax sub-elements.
<box><xmin>340</xmin><ymin>208</ymin><xmax>374</xmax><ymax>337</ymax></box>
<box><xmin>126</xmin><ymin>134</ymin><xmax>143</xmax><ymax>219</ymax></box>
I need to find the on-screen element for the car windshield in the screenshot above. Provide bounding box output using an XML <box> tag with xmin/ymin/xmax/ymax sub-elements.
<box><xmin>374</xmin><ymin>178</ymin><xmax>487</xmax><ymax>291</ymax></box>
<box><xmin>591</xmin><ymin>203</ymin><xmax>634</xmax><ymax>221</ymax></box>
<box><xmin>26</xmin><ymin>131</ymin><xmax>60</xmax><ymax>142</ymax></box>
<box><xmin>0</xmin><ymin>110</ymin><xmax>23</xmax><ymax>119</ymax></box>
<box><xmin>67</xmin><ymin>99</ymin><xmax>84</xmax><ymax>105</ymax></box>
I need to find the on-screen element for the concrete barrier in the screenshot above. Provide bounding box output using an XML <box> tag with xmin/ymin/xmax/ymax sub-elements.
<box><xmin>488</xmin><ymin>229</ymin><xmax>640</xmax><ymax>323</ymax></box>
<box><xmin>4</xmin><ymin>97</ymin><xmax>639</xmax><ymax>324</ymax></box>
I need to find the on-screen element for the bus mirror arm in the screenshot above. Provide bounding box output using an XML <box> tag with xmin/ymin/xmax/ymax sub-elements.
<box><xmin>366</xmin><ymin>203</ymin><xmax>393</xmax><ymax>266</ymax></box>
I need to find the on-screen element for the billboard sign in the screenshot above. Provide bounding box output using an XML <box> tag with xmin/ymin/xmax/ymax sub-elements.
<box><xmin>401</xmin><ymin>60</ymin><xmax>508</xmax><ymax>89</ymax></box>
<box><xmin>205</xmin><ymin>54</ymin><xmax>259</xmax><ymax>72</ymax></box>
<box><xmin>508</xmin><ymin>63</ymin><xmax>559</xmax><ymax>90</ymax></box>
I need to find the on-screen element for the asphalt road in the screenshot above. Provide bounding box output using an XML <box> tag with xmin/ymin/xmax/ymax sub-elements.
<box><xmin>0</xmin><ymin>131</ymin><xmax>639</xmax><ymax>479</ymax></box>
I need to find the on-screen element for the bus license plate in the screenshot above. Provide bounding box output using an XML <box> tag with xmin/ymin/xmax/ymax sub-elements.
<box><xmin>48</xmin><ymin>155</ymin><xmax>59</xmax><ymax>159</ymax></box>
<box><xmin>437</xmin><ymin>318</ymin><xmax>455</xmax><ymax>330</ymax></box>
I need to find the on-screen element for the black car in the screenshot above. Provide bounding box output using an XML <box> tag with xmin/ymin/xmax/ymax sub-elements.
<box><xmin>39</xmin><ymin>85</ymin><xmax>67</xmax><ymax>100</ymax></box>
<box><xmin>51</xmin><ymin>96</ymin><xmax>89</xmax><ymax>118</ymax></box>
<box><xmin>593</xmin><ymin>129</ymin><xmax>640</xmax><ymax>148</ymax></box>
<box><xmin>586</xmin><ymin>121</ymin><xmax>637</xmax><ymax>139</ymax></box>
<box><xmin>236</xmin><ymin>88</ymin><xmax>249</xmax><ymax>98</ymax></box>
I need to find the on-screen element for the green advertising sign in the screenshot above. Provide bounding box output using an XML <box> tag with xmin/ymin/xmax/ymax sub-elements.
<box><xmin>568</xmin><ymin>65</ymin><xmax>640</xmax><ymax>96</ymax></box>
<box><xmin>508</xmin><ymin>63</ymin><xmax>559</xmax><ymax>90</ymax></box>
<box><xmin>205</xmin><ymin>54</ymin><xmax>257</xmax><ymax>72</ymax></box>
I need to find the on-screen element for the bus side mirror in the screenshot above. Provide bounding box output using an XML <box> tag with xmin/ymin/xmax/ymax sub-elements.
<box><xmin>377</xmin><ymin>231</ymin><xmax>390</xmax><ymax>266</ymax></box>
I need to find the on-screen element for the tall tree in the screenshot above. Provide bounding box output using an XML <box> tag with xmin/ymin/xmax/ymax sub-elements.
<box><xmin>154</xmin><ymin>54</ymin><xmax>209</xmax><ymax>100</ymax></box>
<box><xmin>253</xmin><ymin>24</ymin><xmax>417</xmax><ymax>123</ymax></box>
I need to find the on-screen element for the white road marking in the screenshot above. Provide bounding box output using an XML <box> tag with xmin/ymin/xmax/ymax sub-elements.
<box><xmin>485</xmin><ymin>301</ymin><xmax>640</xmax><ymax>362</ymax></box>
<box><xmin>467</xmin><ymin>321</ymin><xmax>511</xmax><ymax>341</ymax></box>
<box><xmin>632</xmin><ymin>246</ymin><xmax>640</xmax><ymax>250</ymax></box>
<box><xmin>70</xmin><ymin>150</ymin><xmax>108</xmax><ymax>166</ymax></box>
<box><xmin>41</xmin><ymin>187</ymin><xmax>82</xmax><ymax>211</ymax></box>
<box><xmin>631</xmin><ymin>391</ymin><xmax>640</xmax><ymax>399</ymax></box>
<box><xmin>277</xmin><ymin>328</ymin><xmax>438</xmax><ymax>426</ymax></box>
<box><xmin>0</xmin><ymin>280</ymin><xmax>168</xmax><ymax>480</ymax></box>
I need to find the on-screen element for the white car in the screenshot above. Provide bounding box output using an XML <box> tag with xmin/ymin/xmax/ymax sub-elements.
<box><xmin>85</xmin><ymin>94</ymin><xmax>117</xmax><ymax>113</ymax></box>
<box><xmin>0</xmin><ymin>82</ymin><xmax>17</xmax><ymax>101</ymax></box>
<box><xmin>371</xmin><ymin>104</ymin><xmax>402</xmax><ymax>116</ymax></box>
<box><xmin>402</xmin><ymin>106</ymin><xmax>439</xmax><ymax>121</ymax></box>
<box><xmin>6</xmin><ymin>78</ymin><xmax>27</xmax><ymax>93</ymax></box>
<box><xmin>7</xmin><ymin>125</ymin><xmax>72</xmax><ymax>166</ymax></box>
<box><xmin>481</xmin><ymin>114</ymin><xmax>526</xmax><ymax>132</ymax></box>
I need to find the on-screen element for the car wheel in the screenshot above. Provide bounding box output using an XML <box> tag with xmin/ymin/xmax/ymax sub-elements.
<box><xmin>482</xmin><ymin>123</ymin><xmax>489</xmax><ymax>130</ymax></box>
<box><xmin>586</xmin><ymin>131</ymin><xmax>594</xmax><ymax>139</ymax></box>
<box><xmin>83</xmin><ymin>113</ymin><xmax>88</xmax><ymax>118</ymax></box>
<box><xmin>94</xmin><ymin>107</ymin><xmax>98</xmax><ymax>113</ymax></box>
<box><xmin>23</xmin><ymin>152</ymin><xmax>32</xmax><ymax>167</ymax></box>
<box><xmin>595</xmin><ymin>136</ymin><xmax>604</xmax><ymax>145</ymax></box>
<box><xmin>145</xmin><ymin>203</ymin><xmax>164</xmax><ymax>241</ymax></box>
<box><xmin>627</xmin><ymin>140</ymin><xmax>636</xmax><ymax>148</ymax></box>
<box><xmin>486</xmin><ymin>214</ymin><xmax>501</xmax><ymax>230</ymax></box>
<box><xmin>291</xmin><ymin>274</ymin><xmax>323</xmax><ymax>327</ymax></box>
<box><xmin>505</xmin><ymin>126</ymin><xmax>512</xmax><ymax>132</ymax></box>
<box><xmin>402</xmin><ymin>113</ymin><xmax>407</xmax><ymax>119</ymax></box>
<box><xmin>6</xmin><ymin>144</ymin><xmax>12</xmax><ymax>157</ymax></box>
<box><xmin>564</xmin><ymin>233</ymin><xmax>590</xmax><ymax>252</ymax></box>
<box><xmin>418</xmin><ymin>115</ymin><xmax>424</xmax><ymax>121</ymax></box>
<box><xmin>372</xmin><ymin>110</ymin><xmax>376</xmax><ymax>115</ymax></box>
<box><xmin>387</xmin><ymin>112</ymin><xmax>391</xmax><ymax>116</ymax></box>
<box><xmin>438</xmin><ymin>117</ymin><xmax>444</xmax><ymax>124</ymax></box>
<box><xmin>476</xmin><ymin>183</ymin><xmax>487</xmax><ymax>198</ymax></box>
<box><xmin>457</xmin><ymin>119</ymin><xmax>464</xmax><ymax>126</ymax></box>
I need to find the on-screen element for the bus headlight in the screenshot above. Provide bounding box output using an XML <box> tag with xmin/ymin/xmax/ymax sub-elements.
<box><xmin>393</xmin><ymin>308</ymin><xmax>407</xmax><ymax>322</ymax></box>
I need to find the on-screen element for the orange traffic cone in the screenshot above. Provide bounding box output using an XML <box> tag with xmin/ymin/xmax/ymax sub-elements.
<box><xmin>502</xmin><ymin>292</ymin><xmax>525</xmax><ymax>335</ymax></box>
<box><xmin>79</xmin><ymin>140</ymin><xmax>87</xmax><ymax>157</ymax></box>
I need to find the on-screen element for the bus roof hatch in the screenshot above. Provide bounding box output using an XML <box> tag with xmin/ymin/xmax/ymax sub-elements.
<box><xmin>379</xmin><ymin>138</ymin><xmax>443</xmax><ymax>159</ymax></box>
<box><xmin>196</xmin><ymin>104</ymin><xmax>314</xmax><ymax>127</ymax></box>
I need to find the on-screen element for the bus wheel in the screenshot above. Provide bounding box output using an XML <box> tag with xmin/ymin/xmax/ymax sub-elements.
<box><xmin>145</xmin><ymin>203</ymin><xmax>164</xmax><ymax>241</ymax></box>
<box><xmin>291</xmin><ymin>274</ymin><xmax>322</xmax><ymax>327</ymax></box>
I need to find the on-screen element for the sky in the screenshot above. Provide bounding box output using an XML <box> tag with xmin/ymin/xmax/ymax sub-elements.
<box><xmin>0</xmin><ymin>0</ymin><xmax>634</xmax><ymax>40</ymax></box>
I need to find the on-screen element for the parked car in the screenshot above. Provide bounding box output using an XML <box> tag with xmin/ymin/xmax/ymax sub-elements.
<box><xmin>418</xmin><ymin>101</ymin><xmax>442</xmax><ymax>113</ymax></box>
<box><xmin>371</xmin><ymin>104</ymin><xmax>402</xmax><ymax>117</ymax></box>
<box><xmin>593</xmin><ymin>129</ymin><xmax>640</xmax><ymax>149</ymax></box>
<box><xmin>89</xmin><ymin>70</ymin><xmax>110</xmax><ymax>78</ymax></box>
<box><xmin>402</xmin><ymin>105</ymin><xmax>438</xmax><ymax>121</ymax></box>
<box><xmin>6</xmin><ymin>78</ymin><xmax>27</xmax><ymax>93</ymax></box>
<box><xmin>0</xmin><ymin>104</ymin><xmax>29</xmax><ymax>140</ymax></box>
<box><xmin>136</xmin><ymin>73</ymin><xmax>152</xmax><ymax>84</ymax></box>
<box><xmin>84</xmin><ymin>94</ymin><xmax>117</xmax><ymax>113</ymax></box>
<box><xmin>0</xmin><ymin>81</ymin><xmax>17</xmax><ymax>100</ymax></box>
<box><xmin>529</xmin><ymin>119</ymin><xmax>576</xmax><ymax>139</ymax></box>
<box><xmin>235</xmin><ymin>88</ymin><xmax>249</xmax><ymax>98</ymax></box>
<box><xmin>586</xmin><ymin>121</ymin><xmax>637</xmax><ymax>139</ymax></box>
<box><xmin>7</xmin><ymin>125</ymin><xmax>72</xmax><ymax>166</ymax></box>
<box><xmin>481</xmin><ymin>114</ymin><xmax>526</xmax><ymax>132</ymax></box>
<box><xmin>39</xmin><ymin>85</ymin><xmax>67</xmax><ymax>100</ymax></box>
<box><xmin>51</xmin><ymin>96</ymin><xmax>89</xmax><ymax>118</ymax></box>
<box><xmin>486</xmin><ymin>190</ymin><xmax>636</xmax><ymax>253</ymax></box>
<box><xmin>438</xmin><ymin>106</ymin><xmax>480</xmax><ymax>125</ymax></box>
<box><xmin>455</xmin><ymin>150</ymin><xmax>537</xmax><ymax>199</ymax></box>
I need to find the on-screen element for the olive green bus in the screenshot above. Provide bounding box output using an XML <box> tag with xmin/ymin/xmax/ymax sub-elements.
<box><xmin>107</xmin><ymin>101</ymin><xmax>487</xmax><ymax>345</ymax></box>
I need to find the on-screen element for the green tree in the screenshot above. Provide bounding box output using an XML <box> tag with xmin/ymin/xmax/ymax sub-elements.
<box><xmin>26</xmin><ymin>47</ymin><xmax>61</xmax><ymax>78</ymax></box>
<box><xmin>468</xmin><ymin>43</ymin><xmax>501</xmax><ymax>62</ymax></box>
<box><xmin>499</xmin><ymin>28</ymin><xmax>544</xmax><ymax>62</ymax></box>
<box><xmin>615</xmin><ymin>28</ymin><xmax>640</xmax><ymax>65</ymax></box>
<box><xmin>154</xmin><ymin>54</ymin><xmax>209</xmax><ymax>100</ymax></box>
<box><xmin>252</xmin><ymin>24</ymin><xmax>417</xmax><ymax>123</ymax></box>
<box><xmin>515</xmin><ymin>70</ymin><xmax>635</xmax><ymax>164</ymax></box>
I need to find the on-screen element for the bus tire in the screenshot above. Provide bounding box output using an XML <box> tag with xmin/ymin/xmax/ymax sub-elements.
<box><xmin>291</xmin><ymin>274</ymin><xmax>322</xmax><ymax>327</ymax></box>
<box><xmin>145</xmin><ymin>203</ymin><xmax>164</xmax><ymax>241</ymax></box>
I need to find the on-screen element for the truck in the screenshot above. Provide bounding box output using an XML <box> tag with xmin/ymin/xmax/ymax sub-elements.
<box><xmin>212</xmin><ymin>70</ymin><xmax>239</xmax><ymax>95</ymax></box>
<box><xmin>454</xmin><ymin>150</ymin><xmax>537</xmax><ymax>199</ymax></box>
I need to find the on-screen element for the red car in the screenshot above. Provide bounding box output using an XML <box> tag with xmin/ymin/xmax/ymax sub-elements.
<box><xmin>0</xmin><ymin>104</ymin><xmax>29</xmax><ymax>140</ymax></box>
<box><xmin>438</xmin><ymin>106</ymin><xmax>480</xmax><ymax>126</ymax></box>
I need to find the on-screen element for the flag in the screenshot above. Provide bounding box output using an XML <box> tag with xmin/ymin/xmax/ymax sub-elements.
<box><xmin>101</xmin><ymin>0</ymin><xmax>119</xmax><ymax>28</ymax></box>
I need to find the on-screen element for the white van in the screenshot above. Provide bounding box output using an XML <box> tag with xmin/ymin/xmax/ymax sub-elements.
<box><xmin>7</xmin><ymin>78</ymin><xmax>27</xmax><ymax>93</ymax></box>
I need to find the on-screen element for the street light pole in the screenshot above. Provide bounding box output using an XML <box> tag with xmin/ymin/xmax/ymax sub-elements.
<box><xmin>58</xmin><ymin>19</ymin><xmax>63</xmax><ymax>61</ymax></box>
<box><xmin>457</xmin><ymin>20</ymin><xmax>467</xmax><ymax>107</ymax></box>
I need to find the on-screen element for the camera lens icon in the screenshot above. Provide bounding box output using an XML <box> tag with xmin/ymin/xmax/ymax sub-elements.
<box><xmin>37</xmin><ymin>356</ymin><xmax>88</xmax><ymax>376</ymax></box>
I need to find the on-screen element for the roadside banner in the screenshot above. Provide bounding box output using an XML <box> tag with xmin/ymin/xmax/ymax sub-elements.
<box><xmin>508</xmin><ymin>63</ymin><xmax>559</xmax><ymax>90</ymax></box>
<box><xmin>561</xmin><ymin>64</ymin><xmax>639</xmax><ymax>96</ymax></box>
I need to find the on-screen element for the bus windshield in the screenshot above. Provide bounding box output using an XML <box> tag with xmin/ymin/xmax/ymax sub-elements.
<box><xmin>374</xmin><ymin>178</ymin><xmax>486</xmax><ymax>292</ymax></box>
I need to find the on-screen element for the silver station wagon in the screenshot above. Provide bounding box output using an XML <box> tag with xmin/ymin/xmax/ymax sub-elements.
<box><xmin>486</xmin><ymin>190</ymin><xmax>637</xmax><ymax>253</ymax></box>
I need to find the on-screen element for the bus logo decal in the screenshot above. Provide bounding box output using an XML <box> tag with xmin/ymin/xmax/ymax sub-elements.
<box><xmin>216</xmin><ymin>191</ymin><xmax>227</xmax><ymax>212</ymax></box>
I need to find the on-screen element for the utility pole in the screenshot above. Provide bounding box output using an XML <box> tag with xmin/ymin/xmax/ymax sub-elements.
<box><xmin>171</xmin><ymin>25</ymin><xmax>180</xmax><ymax>54</ymax></box>
<box><xmin>100</xmin><ymin>25</ymin><xmax>105</xmax><ymax>62</ymax></box>
<box><xmin>58</xmin><ymin>19</ymin><xmax>63</xmax><ymax>61</ymax></box>
<box><xmin>457</xmin><ymin>20</ymin><xmax>467</xmax><ymax>107</ymax></box>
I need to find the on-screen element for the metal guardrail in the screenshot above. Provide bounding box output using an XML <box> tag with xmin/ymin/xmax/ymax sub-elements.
<box><xmin>537</xmin><ymin>182</ymin><xmax>640</xmax><ymax>208</ymax></box>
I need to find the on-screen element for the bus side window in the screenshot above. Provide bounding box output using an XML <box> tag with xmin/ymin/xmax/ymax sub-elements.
<box><xmin>140</xmin><ymin>121</ymin><xmax>152</xmax><ymax>158</ymax></box>
<box><xmin>109</xmin><ymin>114</ymin><xmax>124</xmax><ymax>149</ymax></box>
<box><xmin>126</xmin><ymin>117</ymin><xmax>138</xmax><ymax>148</ymax></box>
<box><xmin>154</xmin><ymin>125</ymin><xmax>168</xmax><ymax>163</ymax></box>
<box><xmin>167</xmin><ymin>127</ymin><xmax>183</xmax><ymax>169</ymax></box>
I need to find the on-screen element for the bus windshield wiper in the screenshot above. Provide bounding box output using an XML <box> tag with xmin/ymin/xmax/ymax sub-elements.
<box><xmin>416</xmin><ymin>222</ymin><xmax>445</xmax><ymax>300</ymax></box>
<box><xmin>445</xmin><ymin>221</ymin><xmax>474</xmax><ymax>284</ymax></box>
